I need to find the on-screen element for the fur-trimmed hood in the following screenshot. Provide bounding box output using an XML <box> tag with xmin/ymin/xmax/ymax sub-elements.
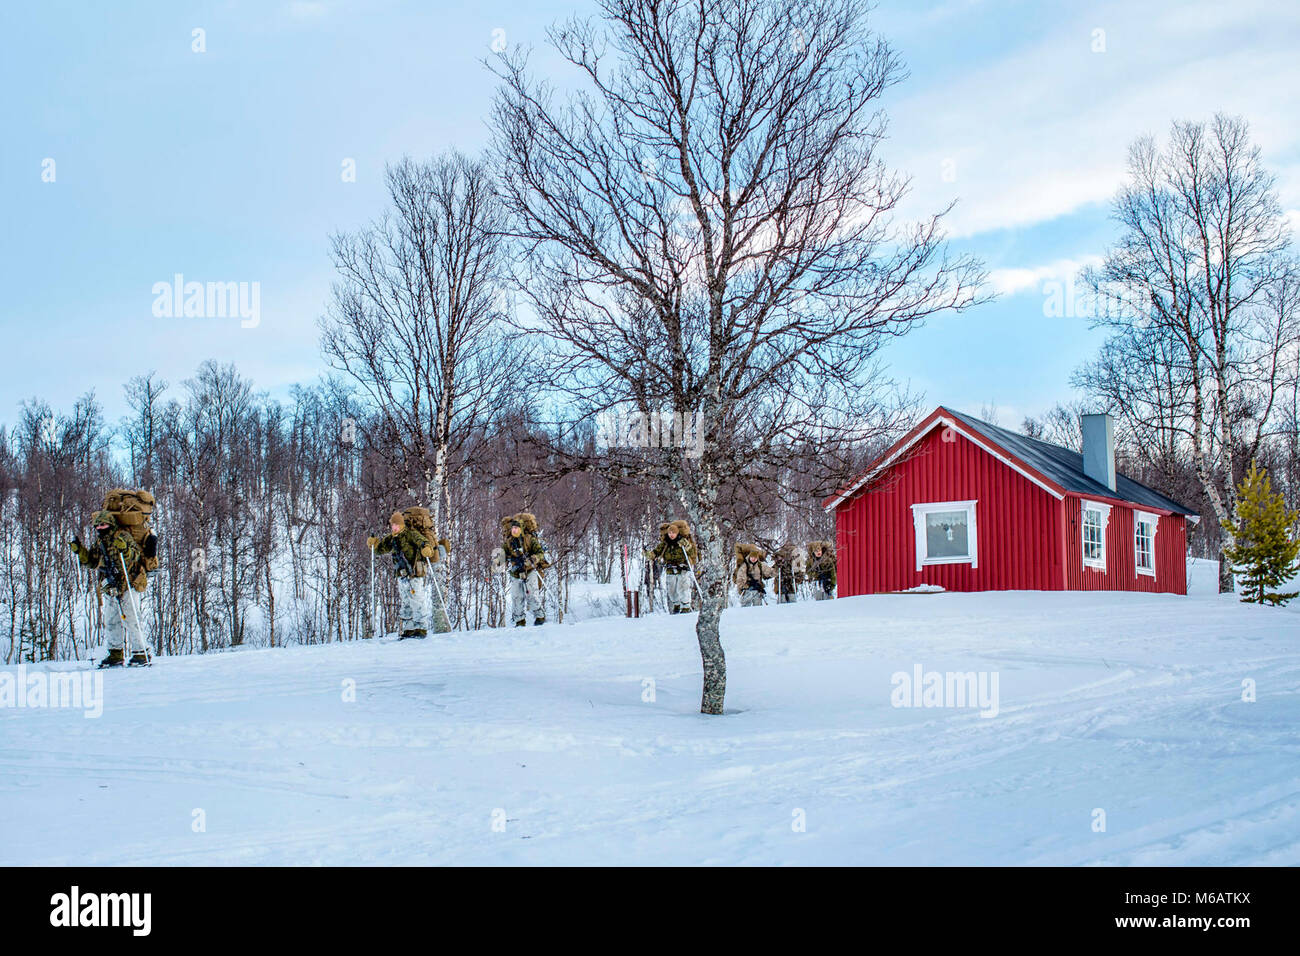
<box><xmin>661</xmin><ymin>519</ymin><xmax>692</xmax><ymax>541</ymax></box>
<box><xmin>501</xmin><ymin>512</ymin><xmax>539</xmax><ymax>535</ymax></box>
<box><xmin>734</xmin><ymin>542</ymin><xmax>766</xmax><ymax>565</ymax></box>
<box><xmin>806</xmin><ymin>540</ymin><xmax>835</xmax><ymax>559</ymax></box>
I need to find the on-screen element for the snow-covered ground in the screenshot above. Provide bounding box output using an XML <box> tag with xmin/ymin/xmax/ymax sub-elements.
<box><xmin>2</xmin><ymin>558</ymin><xmax>1298</xmax><ymax>865</ymax></box>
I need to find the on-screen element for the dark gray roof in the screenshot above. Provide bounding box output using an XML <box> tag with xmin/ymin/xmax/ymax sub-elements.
<box><xmin>943</xmin><ymin>407</ymin><xmax>1198</xmax><ymax>517</ymax></box>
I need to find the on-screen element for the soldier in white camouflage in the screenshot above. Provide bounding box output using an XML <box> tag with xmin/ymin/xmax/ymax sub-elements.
<box><xmin>733</xmin><ymin>543</ymin><xmax>774</xmax><ymax>607</ymax></box>
<box><xmin>498</xmin><ymin>512</ymin><xmax>550</xmax><ymax>626</ymax></box>
<box><xmin>368</xmin><ymin>511</ymin><xmax>436</xmax><ymax>639</ymax></box>
<box><xmin>773</xmin><ymin>543</ymin><xmax>802</xmax><ymax>604</ymax></box>
<box><xmin>646</xmin><ymin>520</ymin><xmax>697</xmax><ymax>614</ymax></box>
<box><xmin>807</xmin><ymin>540</ymin><xmax>837</xmax><ymax>600</ymax></box>
<box><xmin>70</xmin><ymin>509</ymin><xmax>150</xmax><ymax>667</ymax></box>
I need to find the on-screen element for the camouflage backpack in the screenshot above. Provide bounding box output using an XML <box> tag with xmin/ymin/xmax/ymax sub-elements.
<box><xmin>102</xmin><ymin>488</ymin><xmax>158</xmax><ymax>586</ymax></box>
<box><xmin>402</xmin><ymin>506</ymin><xmax>435</xmax><ymax>540</ymax></box>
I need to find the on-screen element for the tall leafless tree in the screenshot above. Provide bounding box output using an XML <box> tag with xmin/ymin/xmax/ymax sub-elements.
<box><xmin>491</xmin><ymin>0</ymin><xmax>986</xmax><ymax>713</ymax></box>
<box><xmin>321</xmin><ymin>152</ymin><xmax>519</xmax><ymax>619</ymax></box>
<box><xmin>1079</xmin><ymin>114</ymin><xmax>1297</xmax><ymax>591</ymax></box>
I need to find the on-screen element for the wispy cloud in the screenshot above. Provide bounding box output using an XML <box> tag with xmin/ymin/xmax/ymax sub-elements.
<box><xmin>1284</xmin><ymin>208</ymin><xmax>1300</xmax><ymax>240</ymax></box>
<box><xmin>986</xmin><ymin>256</ymin><xmax>1104</xmax><ymax>297</ymax></box>
<box><xmin>884</xmin><ymin>0</ymin><xmax>1300</xmax><ymax>239</ymax></box>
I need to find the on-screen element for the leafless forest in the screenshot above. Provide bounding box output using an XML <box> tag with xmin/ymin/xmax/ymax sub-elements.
<box><xmin>0</xmin><ymin>357</ymin><xmax>881</xmax><ymax>664</ymax></box>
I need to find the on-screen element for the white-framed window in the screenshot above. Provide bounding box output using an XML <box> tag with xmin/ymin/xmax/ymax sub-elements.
<box><xmin>1081</xmin><ymin>500</ymin><xmax>1111</xmax><ymax>570</ymax></box>
<box><xmin>1134</xmin><ymin>511</ymin><xmax>1159</xmax><ymax>578</ymax></box>
<box><xmin>910</xmin><ymin>500</ymin><xmax>978</xmax><ymax>571</ymax></box>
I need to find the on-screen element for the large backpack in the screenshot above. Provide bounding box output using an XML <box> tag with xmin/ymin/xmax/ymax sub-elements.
<box><xmin>402</xmin><ymin>506</ymin><xmax>435</xmax><ymax>540</ymax></box>
<box><xmin>104</xmin><ymin>489</ymin><xmax>158</xmax><ymax>577</ymax></box>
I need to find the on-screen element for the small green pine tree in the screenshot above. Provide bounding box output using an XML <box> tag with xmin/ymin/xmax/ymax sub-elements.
<box><xmin>1220</xmin><ymin>461</ymin><xmax>1300</xmax><ymax>606</ymax></box>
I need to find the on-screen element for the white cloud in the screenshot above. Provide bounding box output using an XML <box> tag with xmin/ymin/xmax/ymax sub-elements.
<box><xmin>1284</xmin><ymin>209</ymin><xmax>1300</xmax><ymax>240</ymax></box>
<box><xmin>882</xmin><ymin>0</ymin><xmax>1300</xmax><ymax>239</ymax></box>
<box><xmin>986</xmin><ymin>256</ymin><xmax>1104</xmax><ymax>297</ymax></box>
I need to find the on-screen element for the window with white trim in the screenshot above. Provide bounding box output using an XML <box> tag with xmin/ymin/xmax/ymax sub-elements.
<box><xmin>1081</xmin><ymin>501</ymin><xmax>1111</xmax><ymax>570</ymax></box>
<box><xmin>1134</xmin><ymin>511</ymin><xmax>1159</xmax><ymax>578</ymax></box>
<box><xmin>911</xmin><ymin>500</ymin><xmax>978</xmax><ymax>571</ymax></box>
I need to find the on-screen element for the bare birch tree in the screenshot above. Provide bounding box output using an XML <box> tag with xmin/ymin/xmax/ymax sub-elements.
<box><xmin>321</xmin><ymin>152</ymin><xmax>519</xmax><ymax>625</ymax></box>
<box><xmin>491</xmin><ymin>0</ymin><xmax>985</xmax><ymax>713</ymax></box>
<box><xmin>321</xmin><ymin>151</ymin><xmax>515</xmax><ymax>529</ymax></box>
<box><xmin>1079</xmin><ymin>115</ymin><xmax>1297</xmax><ymax>591</ymax></box>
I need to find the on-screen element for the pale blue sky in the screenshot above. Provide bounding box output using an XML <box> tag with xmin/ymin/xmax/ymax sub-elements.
<box><xmin>1</xmin><ymin>0</ymin><xmax>1296</xmax><ymax>427</ymax></box>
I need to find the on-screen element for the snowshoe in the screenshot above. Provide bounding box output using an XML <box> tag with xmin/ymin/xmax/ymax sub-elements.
<box><xmin>514</xmin><ymin>620</ymin><xmax>527</xmax><ymax>628</ymax></box>
<box><xmin>97</xmin><ymin>648</ymin><xmax>125</xmax><ymax>669</ymax></box>
<box><xmin>398</xmin><ymin>629</ymin><xmax>427</xmax><ymax>640</ymax></box>
<box><xmin>128</xmin><ymin>653</ymin><xmax>152</xmax><ymax>667</ymax></box>
<box><xmin>533</xmin><ymin>617</ymin><xmax>546</xmax><ymax>626</ymax></box>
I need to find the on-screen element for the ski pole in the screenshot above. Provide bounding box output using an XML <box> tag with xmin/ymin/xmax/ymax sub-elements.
<box><xmin>428</xmin><ymin>564</ymin><xmax>449</xmax><ymax>631</ymax></box>
<box><xmin>118</xmin><ymin>552</ymin><xmax>149</xmax><ymax>661</ymax></box>
<box><xmin>495</xmin><ymin>552</ymin><xmax>509</xmax><ymax>627</ymax></box>
<box><xmin>367</xmin><ymin>543</ymin><xmax>376</xmax><ymax>638</ymax></box>
<box><xmin>681</xmin><ymin>547</ymin><xmax>703</xmax><ymax>608</ymax></box>
<box><xmin>649</xmin><ymin>557</ymin><xmax>659</xmax><ymax>613</ymax></box>
<box><xmin>634</xmin><ymin>548</ymin><xmax>644</xmax><ymax>616</ymax></box>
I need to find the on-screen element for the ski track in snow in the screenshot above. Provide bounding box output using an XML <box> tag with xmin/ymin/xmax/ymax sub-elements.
<box><xmin>2</xmin><ymin>560</ymin><xmax>1298</xmax><ymax>865</ymax></box>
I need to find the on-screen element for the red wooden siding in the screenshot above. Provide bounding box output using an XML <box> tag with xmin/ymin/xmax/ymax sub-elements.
<box><xmin>834</xmin><ymin>426</ymin><xmax>1064</xmax><ymax>595</ymax></box>
<box><xmin>1061</xmin><ymin>496</ymin><xmax>1187</xmax><ymax>594</ymax></box>
<box><xmin>834</xmin><ymin>425</ymin><xmax>1190</xmax><ymax>596</ymax></box>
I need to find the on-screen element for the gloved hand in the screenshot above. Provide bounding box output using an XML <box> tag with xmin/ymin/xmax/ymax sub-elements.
<box><xmin>421</xmin><ymin>545</ymin><xmax>434</xmax><ymax>559</ymax></box>
<box><xmin>522</xmin><ymin>558</ymin><xmax>535</xmax><ymax>571</ymax></box>
<box><xmin>366</xmin><ymin>536</ymin><xmax>379</xmax><ymax>550</ymax></box>
<box><xmin>643</xmin><ymin>549</ymin><xmax>655</xmax><ymax>560</ymax></box>
<box><xmin>69</xmin><ymin>538</ymin><xmax>84</xmax><ymax>556</ymax></box>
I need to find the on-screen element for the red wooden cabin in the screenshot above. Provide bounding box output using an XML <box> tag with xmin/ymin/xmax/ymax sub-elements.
<box><xmin>822</xmin><ymin>406</ymin><xmax>1198</xmax><ymax>595</ymax></box>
